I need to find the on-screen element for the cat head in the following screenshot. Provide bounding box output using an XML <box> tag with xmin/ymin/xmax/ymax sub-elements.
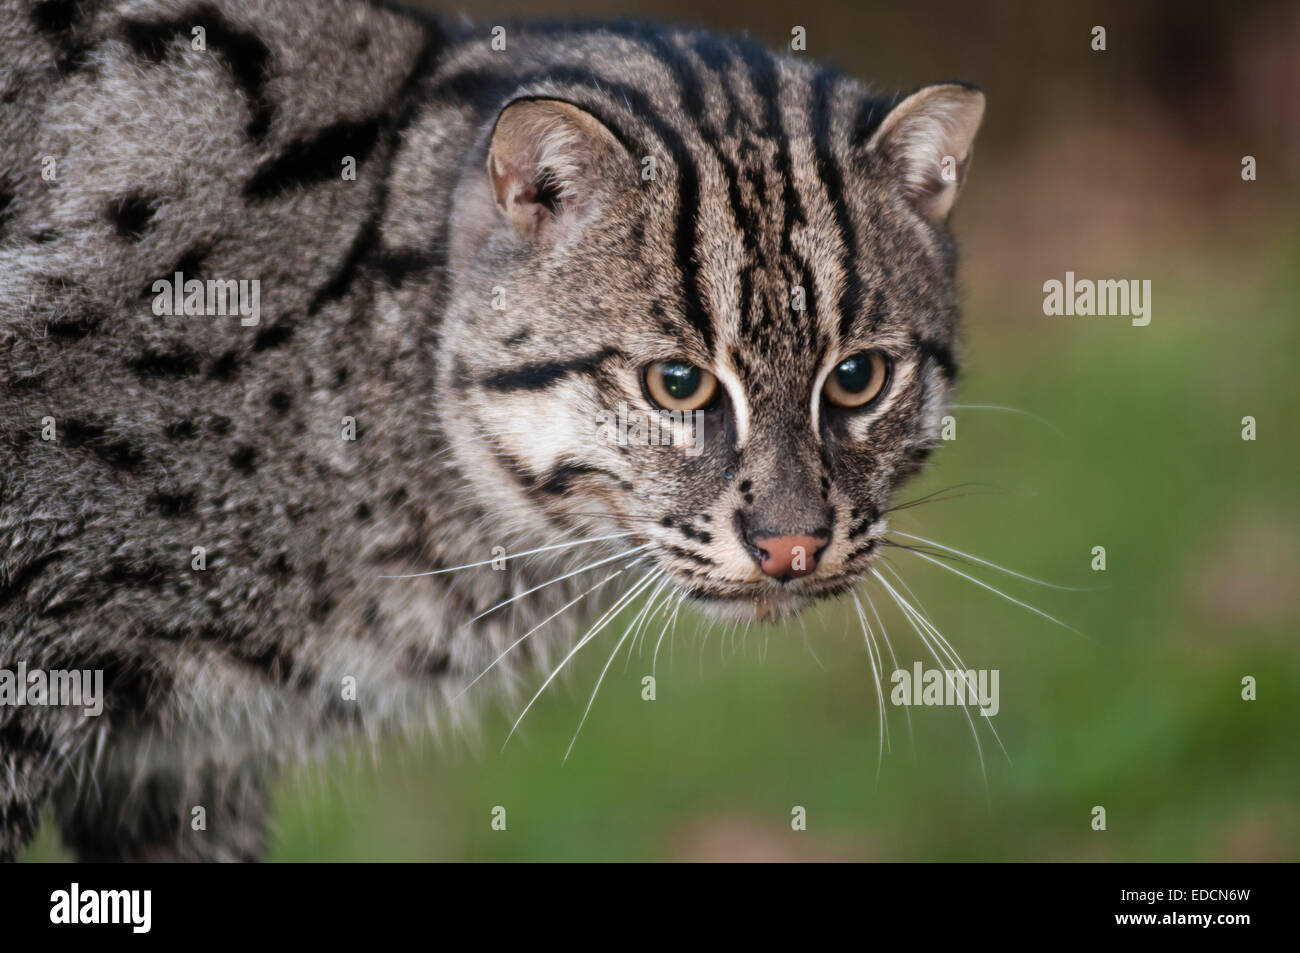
<box><xmin>438</xmin><ymin>45</ymin><xmax>983</xmax><ymax>622</ymax></box>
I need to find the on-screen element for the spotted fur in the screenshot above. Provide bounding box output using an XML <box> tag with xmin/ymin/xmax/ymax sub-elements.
<box><xmin>0</xmin><ymin>0</ymin><xmax>982</xmax><ymax>860</ymax></box>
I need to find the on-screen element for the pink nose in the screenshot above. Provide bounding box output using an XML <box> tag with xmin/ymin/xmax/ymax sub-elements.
<box><xmin>752</xmin><ymin>534</ymin><xmax>827</xmax><ymax>579</ymax></box>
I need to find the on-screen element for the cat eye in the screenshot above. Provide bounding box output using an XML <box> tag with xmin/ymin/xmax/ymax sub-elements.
<box><xmin>643</xmin><ymin>360</ymin><xmax>719</xmax><ymax>412</ymax></box>
<box><xmin>823</xmin><ymin>351</ymin><xmax>891</xmax><ymax>408</ymax></box>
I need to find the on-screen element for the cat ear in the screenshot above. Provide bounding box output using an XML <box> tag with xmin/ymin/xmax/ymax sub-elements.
<box><xmin>866</xmin><ymin>83</ymin><xmax>985</xmax><ymax>225</ymax></box>
<box><xmin>486</xmin><ymin>99</ymin><xmax>629</xmax><ymax>242</ymax></box>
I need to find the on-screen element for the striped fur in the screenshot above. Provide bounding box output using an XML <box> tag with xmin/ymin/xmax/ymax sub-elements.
<box><xmin>0</xmin><ymin>0</ymin><xmax>981</xmax><ymax>859</ymax></box>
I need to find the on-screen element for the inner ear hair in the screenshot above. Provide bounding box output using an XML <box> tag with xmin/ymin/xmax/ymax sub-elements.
<box><xmin>866</xmin><ymin>83</ymin><xmax>986</xmax><ymax>225</ymax></box>
<box><xmin>486</xmin><ymin>98</ymin><xmax>628</xmax><ymax>241</ymax></box>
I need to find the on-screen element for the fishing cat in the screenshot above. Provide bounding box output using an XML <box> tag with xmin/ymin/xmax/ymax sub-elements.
<box><xmin>0</xmin><ymin>0</ymin><xmax>984</xmax><ymax>860</ymax></box>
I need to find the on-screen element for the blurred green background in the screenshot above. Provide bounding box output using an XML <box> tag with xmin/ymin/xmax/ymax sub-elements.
<box><xmin>24</xmin><ymin>0</ymin><xmax>1300</xmax><ymax>861</ymax></box>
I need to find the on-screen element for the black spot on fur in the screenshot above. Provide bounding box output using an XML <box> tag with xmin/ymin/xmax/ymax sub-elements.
<box><xmin>0</xmin><ymin>186</ymin><xmax>13</xmax><ymax>234</ymax></box>
<box><xmin>164</xmin><ymin>418</ymin><xmax>197</xmax><ymax>440</ymax></box>
<box><xmin>680</xmin><ymin>523</ymin><xmax>713</xmax><ymax>545</ymax></box>
<box><xmin>148</xmin><ymin>489</ymin><xmax>197</xmax><ymax>516</ymax></box>
<box><xmin>107</xmin><ymin>194</ymin><xmax>156</xmax><ymax>241</ymax></box>
<box><xmin>268</xmin><ymin>390</ymin><xmax>291</xmax><ymax>413</ymax></box>
<box><xmin>63</xmin><ymin>419</ymin><xmax>145</xmax><ymax>471</ymax></box>
<box><xmin>208</xmin><ymin>349</ymin><xmax>239</xmax><ymax>381</ymax></box>
<box><xmin>243</xmin><ymin>119</ymin><xmax>384</xmax><ymax>199</ymax></box>
<box><xmin>310</xmin><ymin>593</ymin><xmax>335</xmax><ymax>621</ymax></box>
<box><xmin>668</xmin><ymin>545</ymin><xmax>714</xmax><ymax>567</ymax></box>
<box><xmin>354</xmin><ymin>501</ymin><xmax>372</xmax><ymax>521</ymax></box>
<box><xmin>31</xmin><ymin>0</ymin><xmax>78</xmax><ymax>35</ymax></box>
<box><xmin>269</xmin><ymin>551</ymin><xmax>291</xmax><ymax>577</ymax></box>
<box><xmin>122</xmin><ymin>5</ymin><xmax>274</xmax><ymax>139</ymax></box>
<box><xmin>228</xmin><ymin>445</ymin><xmax>257</xmax><ymax>473</ymax></box>
<box><xmin>208</xmin><ymin>414</ymin><xmax>232</xmax><ymax>435</ymax></box>
<box><xmin>54</xmin><ymin>41</ymin><xmax>95</xmax><ymax>74</ymax></box>
<box><xmin>375</xmin><ymin>248</ymin><xmax>437</xmax><ymax>288</ymax></box>
<box><xmin>47</xmin><ymin>308</ymin><xmax>103</xmax><ymax>340</ymax></box>
<box><xmin>142</xmin><ymin>246</ymin><xmax>209</xmax><ymax>301</ymax></box>
<box><xmin>252</xmin><ymin>319</ymin><xmax>294</xmax><ymax>351</ymax></box>
<box><xmin>128</xmin><ymin>346</ymin><xmax>200</xmax><ymax>378</ymax></box>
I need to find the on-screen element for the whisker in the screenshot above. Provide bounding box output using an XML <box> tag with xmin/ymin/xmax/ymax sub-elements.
<box><xmin>880</xmin><ymin>562</ymin><xmax>1011</xmax><ymax>764</ymax></box>
<box><xmin>872</xmin><ymin>569</ymin><xmax>989</xmax><ymax>789</ymax></box>
<box><xmin>378</xmin><ymin>531</ymin><xmax>638</xmax><ymax>579</ymax></box>
<box><xmin>797</xmin><ymin>611</ymin><xmax>825</xmax><ymax>672</ymax></box>
<box><xmin>468</xmin><ymin>543</ymin><xmax>652</xmax><ymax>623</ymax></box>
<box><xmin>565</xmin><ymin>571</ymin><xmax>669</xmax><ymax>760</ymax></box>
<box><xmin>879</xmin><ymin>564</ymin><xmax>1011</xmax><ymax>767</ymax></box>
<box><xmin>621</xmin><ymin>576</ymin><xmax>672</xmax><ymax>671</ymax></box>
<box><xmin>450</xmin><ymin>563</ymin><xmax>636</xmax><ymax>703</ymax></box>
<box><xmin>651</xmin><ymin>590</ymin><xmax>687</xmax><ymax>678</ymax></box>
<box><xmin>890</xmin><ymin>531</ymin><xmax>1100</xmax><ymax>591</ymax></box>
<box><xmin>862</xmin><ymin>586</ymin><xmax>913</xmax><ymax>748</ymax></box>
<box><xmin>850</xmin><ymin>591</ymin><xmax>888</xmax><ymax>783</ymax></box>
<box><xmin>949</xmin><ymin>403</ymin><xmax>1066</xmax><ymax>437</ymax></box>
<box><xmin>885</xmin><ymin>482</ymin><xmax>996</xmax><ymax>514</ymax></box>
<box><xmin>503</xmin><ymin>568</ymin><xmax>660</xmax><ymax>749</ymax></box>
<box><xmin>895</xmin><ymin>547</ymin><xmax>1087</xmax><ymax>638</ymax></box>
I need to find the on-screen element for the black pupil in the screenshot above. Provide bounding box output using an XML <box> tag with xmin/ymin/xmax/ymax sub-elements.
<box><xmin>835</xmin><ymin>354</ymin><xmax>873</xmax><ymax>393</ymax></box>
<box><xmin>662</xmin><ymin>362</ymin><xmax>700</xmax><ymax>400</ymax></box>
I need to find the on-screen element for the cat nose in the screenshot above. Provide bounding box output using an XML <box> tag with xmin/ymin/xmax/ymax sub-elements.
<box><xmin>746</xmin><ymin>532</ymin><xmax>828</xmax><ymax>579</ymax></box>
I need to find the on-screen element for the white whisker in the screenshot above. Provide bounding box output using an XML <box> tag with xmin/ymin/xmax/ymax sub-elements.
<box><xmin>469</xmin><ymin>543</ymin><xmax>651</xmax><ymax>623</ymax></box>
<box><xmin>623</xmin><ymin>576</ymin><xmax>673</xmax><ymax>669</ymax></box>
<box><xmin>565</xmin><ymin>571</ymin><xmax>668</xmax><ymax>760</ymax></box>
<box><xmin>872</xmin><ymin>569</ymin><xmax>990</xmax><ymax>789</ymax></box>
<box><xmin>651</xmin><ymin>590</ymin><xmax>686</xmax><ymax>678</ymax></box>
<box><xmin>451</xmin><ymin>560</ymin><xmax>639</xmax><ymax>703</ymax></box>
<box><xmin>891</xmin><ymin>531</ymin><xmax>1098</xmax><ymax>591</ymax></box>
<box><xmin>899</xmin><ymin>547</ymin><xmax>1085</xmax><ymax>638</ymax></box>
<box><xmin>378</xmin><ymin>531</ymin><xmax>638</xmax><ymax>579</ymax></box>
<box><xmin>850</xmin><ymin>591</ymin><xmax>888</xmax><ymax>783</ymax></box>
<box><xmin>878</xmin><ymin>563</ymin><xmax>1010</xmax><ymax>765</ymax></box>
<box><xmin>948</xmin><ymin>403</ymin><xmax>1065</xmax><ymax>437</ymax></box>
<box><xmin>862</xmin><ymin>587</ymin><xmax>913</xmax><ymax>748</ymax></box>
<box><xmin>503</xmin><ymin>568</ymin><xmax>660</xmax><ymax>748</ymax></box>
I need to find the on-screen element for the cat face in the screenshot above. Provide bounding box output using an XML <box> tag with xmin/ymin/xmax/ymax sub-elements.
<box><xmin>439</xmin><ymin>53</ymin><xmax>983</xmax><ymax>623</ymax></box>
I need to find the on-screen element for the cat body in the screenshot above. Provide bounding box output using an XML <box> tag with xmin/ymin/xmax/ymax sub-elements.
<box><xmin>0</xmin><ymin>0</ymin><xmax>982</xmax><ymax>859</ymax></box>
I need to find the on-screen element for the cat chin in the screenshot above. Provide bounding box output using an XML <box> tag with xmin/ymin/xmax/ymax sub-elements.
<box><xmin>688</xmin><ymin>591</ymin><xmax>814</xmax><ymax>625</ymax></box>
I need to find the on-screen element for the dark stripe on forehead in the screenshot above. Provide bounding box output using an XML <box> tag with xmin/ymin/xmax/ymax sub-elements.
<box><xmin>739</xmin><ymin>43</ymin><xmax>804</xmax><ymax>244</ymax></box>
<box><xmin>686</xmin><ymin>34</ymin><xmax>764</xmax><ymax>342</ymax></box>
<box><xmin>481</xmin><ymin>347</ymin><xmax>623</xmax><ymax>391</ymax></box>
<box><xmin>614</xmin><ymin>27</ymin><xmax>725</xmax><ymax>354</ymax></box>
<box><xmin>739</xmin><ymin>43</ymin><xmax>816</xmax><ymax>347</ymax></box>
<box><xmin>810</xmin><ymin>67</ymin><xmax>865</xmax><ymax>345</ymax></box>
